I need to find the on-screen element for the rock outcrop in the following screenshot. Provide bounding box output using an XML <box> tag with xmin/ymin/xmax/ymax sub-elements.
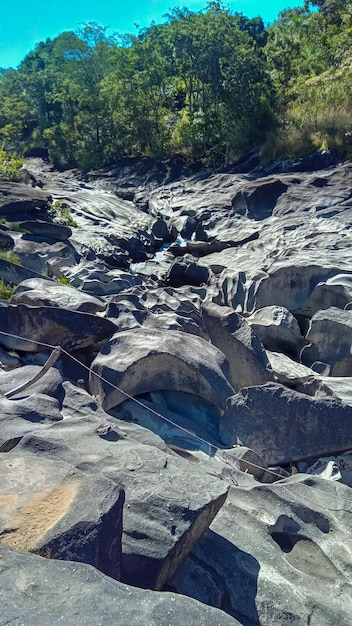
<box><xmin>1</xmin><ymin>156</ymin><xmax>352</xmax><ymax>624</ymax></box>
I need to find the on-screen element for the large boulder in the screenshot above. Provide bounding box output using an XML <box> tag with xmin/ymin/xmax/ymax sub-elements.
<box><xmin>0</xmin><ymin>304</ymin><xmax>116</xmax><ymax>352</ymax></box>
<box><xmin>16</xmin><ymin>383</ymin><xmax>229</xmax><ymax>591</ymax></box>
<box><xmin>166</xmin><ymin>475</ymin><xmax>352</xmax><ymax>625</ymax></box>
<box><xmin>17</xmin><ymin>219</ymin><xmax>72</xmax><ymax>241</ymax></box>
<box><xmin>90</xmin><ymin>328</ymin><xmax>234</xmax><ymax>411</ymax></box>
<box><xmin>201</xmin><ymin>301</ymin><xmax>273</xmax><ymax>390</ymax></box>
<box><xmin>0</xmin><ymin>258</ymin><xmax>43</xmax><ymax>285</ymax></box>
<box><xmin>0</xmin><ymin>181</ymin><xmax>50</xmax><ymax>217</ymax></box>
<box><xmin>246</xmin><ymin>305</ymin><xmax>305</xmax><ymax>359</ymax></box>
<box><xmin>0</xmin><ymin>446</ymin><xmax>124</xmax><ymax>579</ymax></box>
<box><xmin>220</xmin><ymin>382</ymin><xmax>352</xmax><ymax>465</ymax></box>
<box><xmin>13</xmin><ymin>278</ymin><xmax>105</xmax><ymax>313</ymax></box>
<box><xmin>297</xmin><ymin>274</ymin><xmax>352</xmax><ymax>318</ymax></box>
<box><xmin>303</xmin><ymin>307</ymin><xmax>352</xmax><ymax>375</ymax></box>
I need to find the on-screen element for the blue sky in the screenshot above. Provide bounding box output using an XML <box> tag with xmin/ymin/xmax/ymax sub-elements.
<box><xmin>1</xmin><ymin>0</ymin><xmax>304</xmax><ymax>69</ymax></box>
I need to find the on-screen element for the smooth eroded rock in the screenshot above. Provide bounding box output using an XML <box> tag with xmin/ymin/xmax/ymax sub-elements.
<box><xmin>90</xmin><ymin>328</ymin><xmax>234</xmax><ymax>411</ymax></box>
<box><xmin>220</xmin><ymin>382</ymin><xmax>352</xmax><ymax>465</ymax></box>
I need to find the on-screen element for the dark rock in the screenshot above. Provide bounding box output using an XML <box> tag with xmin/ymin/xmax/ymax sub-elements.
<box><xmin>0</xmin><ymin>181</ymin><xmax>50</xmax><ymax>216</ymax></box>
<box><xmin>220</xmin><ymin>382</ymin><xmax>352</xmax><ymax>465</ymax></box>
<box><xmin>0</xmin><ymin>258</ymin><xmax>45</xmax><ymax>285</ymax></box>
<box><xmin>0</xmin><ymin>304</ymin><xmax>117</xmax><ymax>352</ymax></box>
<box><xmin>17</xmin><ymin>220</ymin><xmax>72</xmax><ymax>241</ymax></box>
<box><xmin>231</xmin><ymin>178</ymin><xmax>288</xmax><ymax>220</ymax></box>
<box><xmin>166</xmin><ymin>475</ymin><xmax>352</xmax><ymax>625</ymax></box>
<box><xmin>0</xmin><ymin>230</ymin><xmax>14</xmax><ymax>250</ymax></box>
<box><xmin>166</xmin><ymin>258</ymin><xmax>209</xmax><ymax>287</ymax></box>
<box><xmin>0</xmin><ymin>544</ymin><xmax>239</xmax><ymax>625</ymax></box>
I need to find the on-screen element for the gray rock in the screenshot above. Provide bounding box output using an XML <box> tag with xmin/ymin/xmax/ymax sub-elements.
<box><xmin>16</xmin><ymin>382</ymin><xmax>229</xmax><ymax>591</ymax></box>
<box><xmin>17</xmin><ymin>219</ymin><xmax>72</xmax><ymax>241</ymax></box>
<box><xmin>297</xmin><ymin>275</ymin><xmax>352</xmax><ymax>317</ymax></box>
<box><xmin>90</xmin><ymin>328</ymin><xmax>234</xmax><ymax>411</ymax></box>
<box><xmin>0</xmin><ymin>258</ymin><xmax>44</xmax><ymax>285</ymax></box>
<box><xmin>0</xmin><ymin>230</ymin><xmax>14</xmax><ymax>250</ymax></box>
<box><xmin>0</xmin><ymin>364</ymin><xmax>63</xmax><ymax>399</ymax></box>
<box><xmin>13</xmin><ymin>235</ymin><xmax>78</xmax><ymax>275</ymax></box>
<box><xmin>220</xmin><ymin>382</ymin><xmax>352</xmax><ymax>465</ymax></box>
<box><xmin>64</xmin><ymin>260</ymin><xmax>144</xmax><ymax>296</ymax></box>
<box><xmin>0</xmin><ymin>393</ymin><xmax>62</xmax><ymax>451</ymax></box>
<box><xmin>0</xmin><ymin>181</ymin><xmax>50</xmax><ymax>216</ymax></box>
<box><xmin>0</xmin><ymin>447</ymin><xmax>124</xmax><ymax>579</ymax></box>
<box><xmin>246</xmin><ymin>305</ymin><xmax>305</xmax><ymax>359</ymax></box>
<box><xmin>166</xmin><ymin>476</ymin><xmax>352</xmax><ymax>626</ymax></box>
<box><xmin>13</xmin><ymin>278</ymin><xmax>105</xmax><ymax>313</ymax></box>
<box><xmin>0</xmin><ymin>544</ymin><xmax>239</xmax><ymax>625</ymax></box>
<box><xmin>202</xmin><ymin>301</ymin><xmax>273</xmax><ymax>390</ymax></box>
<box><xmin>0</xmin><ymin>304</ymin><xmax>116</xmax><ymax>352</ymax></box>
<box><xmin>106</xmin><ymin>287</ymin><xmax>206</xmax><ymax>338</ymax></box>
<box><xmin>231</xmin><ymin>177</ymin><xmax>288</xmax><ymax>220</ymax></box>
<box><xmin>266</xmin><ymin>351</ymin><xmax>339</xmax><ymax>399</ymax></box>
<box><xmin>303</xmin><ymin>307</ymin><xmax>352</xmax><ymax>375</ymax></box>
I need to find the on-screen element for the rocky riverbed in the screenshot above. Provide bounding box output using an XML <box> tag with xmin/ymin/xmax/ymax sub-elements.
<box><xmin>1</xmin><ymin>154</ymin><xmax>352</xmax><ymax>625</ymax></box>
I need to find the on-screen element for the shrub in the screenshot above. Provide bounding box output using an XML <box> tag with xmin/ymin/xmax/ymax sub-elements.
<box><xmin>0</xmin><ymin>278</ymin><xmax>15</xmax><ymax>300</ymax></box>
<box><xmin>48</xmin><ymin>200</ymin><xmax>77</xmax><ymax>228</ymax></box>
<box><xmin>0</xmin><ymin>149</ymin><xmax>23</xmax><ymax>181</ymax></box>
<box><xmin>0</xmin><ymin>250</ymin><xmax>21</xmax><ymax>265</ymax></box>
<box><xmin>57</xmin><ymin>275</ymin><xmax>71</xmax><ymax>286</ymax></box>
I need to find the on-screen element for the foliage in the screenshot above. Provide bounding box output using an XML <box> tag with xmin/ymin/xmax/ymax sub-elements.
<box><xmin>0</xmin><ymin>278</ymin><xmax>15</xmax><ymax>300</ymax></box>
<box><xmin>57</xmin><ymin>275</ymin><xmax>71</xmax><ymax>285</ymax></box>
<box><xmin>0</xmin><ymin>149</ymin><xmax>23</xmax><ymax>181</ymax></box>
<box><xmin>0</xmin><ymin>2</ymin><xmax>352</xmax><ymax>166</ymax></box>
<box><xmin>9</xmin><ymin>223</ymin><xmax>30</xmax><ymax>233</ymax></box>
<box><xmin>48</xmin><ymin>199</ymin><xmax>77</xmax><ymax>227</ymax></box>
<box><xmin>0</xmin><ymin>250</ymin><xmax>21</xmax><ymax>264</ymax></box>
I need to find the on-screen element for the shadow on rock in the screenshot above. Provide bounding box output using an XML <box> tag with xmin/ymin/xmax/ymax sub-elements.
<box><xmin>164</xmin><ymin>529</ymin><xmax>260</xmax><ymax>626</ymax></box>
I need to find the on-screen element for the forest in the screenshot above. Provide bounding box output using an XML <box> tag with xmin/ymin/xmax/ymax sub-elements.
<box><xmin>0</xmin><ymin>0</ymin><xmax>351</xmax><ymax>170</ymax></box>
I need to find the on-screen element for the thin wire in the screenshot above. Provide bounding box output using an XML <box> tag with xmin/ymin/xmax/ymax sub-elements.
<box><xmin>0</xmin><ymin>328</ymin><xmax>352</xmax><ymax>512</ymax></box>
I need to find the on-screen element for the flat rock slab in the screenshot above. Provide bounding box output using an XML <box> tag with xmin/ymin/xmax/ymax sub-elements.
<box><xmin>0</xmin><ymin>393</ymin><xmax>62</xmax><ymax>451</ymax></box>
<box><xmin>0</xmin><ymin>447</ymin><xmax>124</xmax><ymax>579</ymax></box>
<box><xmin>17</xmin><ymin>219</ymin><xmax>72</xmax><ymax>241</ymax></box>
<box><xmin>90</xmin><ymin>328</ymin><xmax>234</xmax><ymax>411</ymax></box>
<box><xmin>0</xmin><ymin>182</ymin><xmax>50</xmax><ymax>216</ymax></box>
<box><xmin>13</xmin><ymin>278</ymin><xmax>105</xmax><ymax>313</ymax></box>
<box><xmin>0</xmin><ymin>304</ymin><xmax>116</xmax><ymax>352</ymax></box>
<box><xmin>16</xmin><ymin>383</ymin><xmax>229</xmax><ymax>590</ymax></box>
<box><xmin>220</xmin><ymin>382</ymin><xmax>352</xmax><ymax>465</ymax></box>
<box><xmin>166</xmin><ymin>475</ymin><xmax>352</xmax><ymax>625</ymax></box>
<box><xmin>0</xmin><ymin>544</ymin><xmax>239</xmax><ymax>626</ymax></box>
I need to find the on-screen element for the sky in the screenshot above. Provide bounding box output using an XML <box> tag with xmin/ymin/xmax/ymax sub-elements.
<box><xmin>0</xmin><ymin>0</ymin><xmax>304</xmax><ymax>70</ymax></box>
